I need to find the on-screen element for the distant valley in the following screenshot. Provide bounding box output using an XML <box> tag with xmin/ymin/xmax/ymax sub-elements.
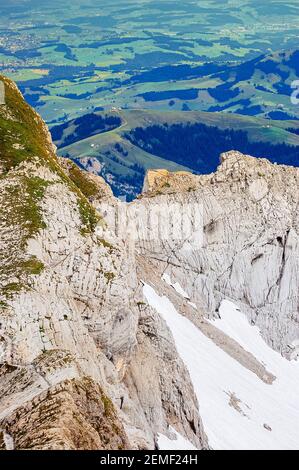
<box><xmin>1</xmin><ymin>0</ymin><xmax>299</xmax><ymax>199</ymax></box>
<box><xmin>54</xmin><ymin>109</ymin><xmax>299</xmax><ymax>199</ymax></box>
<box><xmin>0</xmin><ymin>0</ymin><xmax>298</xmax><ymax>123</ymax></box>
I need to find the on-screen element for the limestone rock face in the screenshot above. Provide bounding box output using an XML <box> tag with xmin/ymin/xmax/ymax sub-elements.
<box><xmin>135</xmin><ymin>151</ymin><xmax>299</xmax><ymax>357</ymax></box>
<box><xmin>0</xmin><ymin>75</ymin><xmax>207</xmax><ymax>450</ymax></box>
<box><xmin>143</xmin><ymin>169</ymin><xmax>197</xmax><ymax>195</ymax></box>
<box><xmin>1</xmin><ymin>74</ymin><xmax>298</xmax><ymax>450</ymax></box>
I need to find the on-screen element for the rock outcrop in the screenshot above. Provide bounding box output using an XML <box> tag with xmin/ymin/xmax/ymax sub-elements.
<box><xmin>0</xmin><ymin>74</ymin><xmax>298</xmax><ymax>450</ymax></box>
<box><xmin>134</xmin><ymin>151</ymin><xmax>299</xmax><ymax>358</ymax></box>
<box><xmin>0</xmin><ymin>75</ymin><xmax>207</xmax><ymax>450</ymax></box>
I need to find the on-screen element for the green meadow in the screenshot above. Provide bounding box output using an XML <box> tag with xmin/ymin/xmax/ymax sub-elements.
<box><xmin>0</xmin><ymin>0</ymin><xmax>298</xmax><ymax>123</ymax></box>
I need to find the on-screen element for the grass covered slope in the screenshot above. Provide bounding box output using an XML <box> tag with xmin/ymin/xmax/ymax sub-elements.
<box><xmin>0</xmin><ymin>74</ymin><xmax>101</xmax><ymax>302</ymax></box>
<box><xmin>0</xmin><ymin>75</ymin><xmax>57</xmax><ymax>172</ymax></box>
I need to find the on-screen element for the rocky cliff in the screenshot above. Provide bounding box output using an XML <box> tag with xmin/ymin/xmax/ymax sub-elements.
<box><xmin>0</xmin><ymin>75</ymin><xmax>298</xmax><ymax>450</ymax></box>
<box><xmin>137</xmin><ymin>152</ymin><xmax>299</xmax><ymax>358</ymax></box>
<box><xmin>0</xmin><ymin>75</ymin><xmax>206</xmax><ymax>450</ymax></box>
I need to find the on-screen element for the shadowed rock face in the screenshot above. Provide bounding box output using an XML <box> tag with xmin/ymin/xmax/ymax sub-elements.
<box><xmin>2</xmin><ymin>375</ymin><xmax>129</xmax><ymax>451</ymax></box>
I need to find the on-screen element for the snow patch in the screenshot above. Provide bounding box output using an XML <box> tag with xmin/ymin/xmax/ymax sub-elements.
<box><xmin>188</xmin><ymin>302</ymin><xmax>197</xmax><ymax>310</ymax></box>
<box><xmin>214</xmin><ymin>300</ymin><xmax>299</xmax><ymax>377</ymax></box>
<box><xmin>0</xmin><ymin>430</ymin><xmax>14</xmax><ymax>450</ymax></box>
<box><xmin>143</xmin><ymin>284</ymin><xmax>299</xmax><ymax>450</ymax></box>
<box><xmin>162</xmin><ymin>273</ymin><xmax>190</xmax><ymax>299</ymax></box>
<box><xmin>158</xmin><ymin>427</ymin><xmax>197</xmax><ymax>450</ymax></box>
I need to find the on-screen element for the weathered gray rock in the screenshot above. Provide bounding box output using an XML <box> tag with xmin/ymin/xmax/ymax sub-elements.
<box><xmin>134</xmin><ymin>151</ymin><xmax>299</xmax><ymax>357</ymax></box>
<box><xmin>0</xmin><ymin>74</ymin><xmax>207</xmax><ymax>450</ymax></box>
<box><xmin>1</xmin><ymin>74</ymin><xmax>298</xmax><ymax>450</ymax></box>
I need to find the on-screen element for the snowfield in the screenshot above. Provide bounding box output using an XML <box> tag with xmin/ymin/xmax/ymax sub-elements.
<box><xmin>158</xmin><ymin>427</ymin><xmax>197</xmax><ymax>451</ymax></box>
<box><xmin>143</xmin><ymin>284</ymin><xmax>299</xmax><ymax>450</ymax></box>
<box><xmin>162</xmin><ymin>273</ymin><xmax>190</xmax><ymax>299</ymax></box>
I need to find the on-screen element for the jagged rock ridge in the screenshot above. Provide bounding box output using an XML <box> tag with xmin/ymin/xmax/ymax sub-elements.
<box><xmin>0</xmin><ymin>74</ymin><xmax>298</xmax><ymax>450</ymax></box>
<box><xmin>137</xmin><ymin>152</ymin><xmax>299</xmax><ymax>358</ymax></box>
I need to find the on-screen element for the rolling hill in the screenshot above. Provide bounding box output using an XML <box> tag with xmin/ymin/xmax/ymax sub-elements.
<box><xmin>123</xmin><ymin>49</ymin><xmax>299</xmax><ymax>120</ymax></box>
<box><xmin>53</xmin><ymin>109</ymin><xmax>299</xmax><ymax>200</ymax></box>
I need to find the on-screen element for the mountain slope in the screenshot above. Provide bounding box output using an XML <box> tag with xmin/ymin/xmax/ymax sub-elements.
<box><xmin>129</xmin><ymin>151</ymin><xmax>299</xmax><ymax>449</ymax></box>
<box><xmin>0</xmin><ymin>75</ymin><xmax>207</xmax><ymax>450</ymax></box>
<box><xmin>145</xmin><ymin>286</ymin><xmax>299</xmax><ymax>450</ymax></box>
<box><xmin>136</xmin><ymin>151</ymin><xmax>299</xmax><ymax>356</ymax></box>
<box><xmin>1</xmin><ymin>76</ymin><xmax>299</xmax><ymax>450</ymax></box>
<box><xmin>54</xmin><ymin>109</ymin><xmax>299</xmax><ymax>199</ymax></box>
<box><xmin>125</xmin><ymin>49</ymin><xmax>299</xmax><ymax>120</ymax></box>
<box><xmin>204</xmin><ymin>49</ymin><xmax>299</xmax><ymax>119</ymax></box>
